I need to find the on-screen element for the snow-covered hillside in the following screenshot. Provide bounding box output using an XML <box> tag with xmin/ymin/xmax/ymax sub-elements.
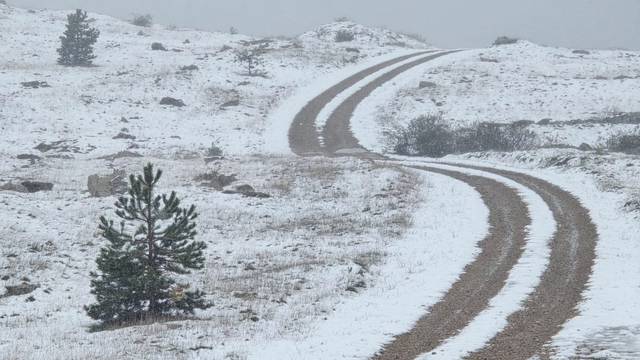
<box><xmin>0</xmin><ymin>5</ymin><xmax>428</xmax><ymax>159</ymax></box>
<box><xmin>351</xmin><ymin>40</ymin><xmax>640</xmax><ymax>151</ymax></box>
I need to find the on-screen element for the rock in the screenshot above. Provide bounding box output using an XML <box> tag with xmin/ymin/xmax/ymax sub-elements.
<box><xmin>220</xmin><ymin>99</ymin><xmax>240</xmax><ymax>108</ymax></box>
<box><xmin>578</xmin><ymin>143</ymin><xmax>593</xmax><ymax>151</ymax></box>
<box><xmin>0</xmin><ymin>183</ymin><xmax>28</xmax><ymax>193</ymax></box>
<box><xmin>345</xmin><ymin>47</ymin><xmax>360</xmax><ymax>53</ymax></box>
<box><xmin>160</xmin><ymin>97</ymin><xmax>186</xmax><ymax>107</ymax></box>
<box><xmin>21</xmin><ymin>181</ymin><xmax>53</xmax><ymax>193</ymax></box>
<box><xmin>21</xmin><ymin>81</ymin><xmax>50</xmax><ymax>89</ymax></box>
<box><xmin>151</xmin><ymin>42</ymin><xmax>167</xmax><ymax>51</ymax></box>
<box><xmin>222</xmin><ymin>184</ymin><xmax>271</xmax><ymax>198</ymax></box>
<box><xmin>16</xmin><ymin>154</ymin><xmax>42</xmax><ymax>161</ymax></box>
<box><xmin>419</xmin><ymin>81</ymin><xmax>437</xmax><ymax>89</ymax></box>
<box><xmin>572</xmin><ymin>49</ymin><xmax>590</xmax><ymax>55</ymax></box>
<box><xmin>87</xmin><ymin>169</ymin><xmax>128</xmax><ymax>197</ymax></box>
<box><xmin>112</xmin><ymin>132</ymin><xmax>136</xmax><ymax>140</ymax></box>
<box><xmin>2</xmin><ymin>283</ymin><xmax>38</xmax><ymax>298</ymax></box>
<box><xmin>194</xmin><ymin>172</ymin><xmax>237</xmax><ymax>190</ymax></box>
<box><xmin>179</xmin><ymin>64</ymin><xmax>199</xmax><ymax>71</ymax></box>
<box><xmin>235</xmin><ymin>184</ymin><xmax>255</xmax><ymax>194</ymax></box>
<box><xmin>537</xmin><ymin>118</ymin><xmax>552</xmax><ymax>125</ymax></box>
<box><xmin>479</xmin><ymin>57</ymin><xmax>499</xmax><ymax>63</ymax></box>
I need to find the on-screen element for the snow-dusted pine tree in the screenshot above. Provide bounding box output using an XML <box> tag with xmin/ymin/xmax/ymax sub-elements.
<box><xmin>57</xmin><ymin>9</ymin><xmax>100</xmax><ymax>66</ymax></box>
<box><xmin>86</xmin><ymin>164</ymin><xmax>210</xmax><ymax>326</ymax></box>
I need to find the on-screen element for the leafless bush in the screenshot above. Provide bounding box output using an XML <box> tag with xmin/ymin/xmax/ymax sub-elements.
<box><xmin>335</xmin><ymin>30</ymin><xmax>355</xmax><ymax>43</ymax></box>
<box><xmin>493</xmin><ymin>36</ymin><xmax>519</xmax><ymax>46</ymax></box>
<box><xmin>393</xmin><ymin>116</ymin><xmax>538</xmax><ymax>157</ymax></box>
<box><xmin>131</xmin><ymin>14</ymin><xmax>153</xmax><ymax>27</ymax></box>
<box><xmin>605</xmin><ymin>129</ymin><xmax>640</xmax><ymax>154</ymax></box>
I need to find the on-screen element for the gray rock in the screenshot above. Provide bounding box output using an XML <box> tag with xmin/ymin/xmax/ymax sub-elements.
<box><xmin>572</xmin><ymin>49</ymin><xmax>590</xmax><ymax>55</ymax></box>
<box><xmin>419</xmin><ymin>81</ymin><xmax>437</xmax><ymax>89</ymax></box>
<box><xmin>2</xmin><ymin>283</ymin><xmax>38</xmax><ymax>298</ymax></box>
<box><xmin>88</xmin><ymin>169</ymin><xmax>128</xmax><ymax>197</ymax></box>
<box><xmin>220</xmin><ymin>99</ymin><xmax>240</xmax><ymax>108</ymax></box>
<box><xmin>21</xmin><ymin>81</ymin><xmax>50</xmax><ymax>89</ymax></box>
<box><xmin>151</xmin><ymin>42</ymin><xmax>167</xmax><ymax>51</ymax></box>
<box><xmin>160</xmin><ymin>97</ymin><xmax>186</xmax><ymax>107</ymax></box>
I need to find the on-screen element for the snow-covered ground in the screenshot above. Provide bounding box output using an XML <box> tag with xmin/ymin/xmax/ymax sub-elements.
<box><xmin>351</xmin><ymin>41</ymin><xmax>640</xmax><ymax>151</ymax></box>
<box><xmin>3</xmin><ymin>2</ymin><xmax>640</xmax><ymax>360</ymax></box>
<box><xmin>0</xmin><ymin>5</ymin><xmax>428</xmax><ymax>159</ymax></box>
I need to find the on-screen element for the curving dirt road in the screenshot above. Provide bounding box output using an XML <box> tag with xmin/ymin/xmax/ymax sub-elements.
<box><xmin>286</xmin><ymin>50</ymin><xmax>598</xmax><ymax>359</ymax></box>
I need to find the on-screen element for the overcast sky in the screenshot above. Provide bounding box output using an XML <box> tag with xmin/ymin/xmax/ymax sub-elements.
<box><xmin>10</xmin><ymin>0</ymin><xmax>640</xmax><ymax>49</ymax></box>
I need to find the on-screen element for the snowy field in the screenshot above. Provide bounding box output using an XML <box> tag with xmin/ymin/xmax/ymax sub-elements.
<box><xmin>3</xmin><ymin>2</ymin><xmax>640</xmax><ymax>360</ymax></box>
<box><xmin>351</xmin><ymin>42</ymin><xmax>640</xmax><ymax>152</ymax></box>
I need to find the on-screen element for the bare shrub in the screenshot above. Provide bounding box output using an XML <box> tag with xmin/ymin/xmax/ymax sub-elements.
<box><xmin>131</xmin><ymin>14</ymin><xmax>153</xmax><ymax>27</ymax></box>
<box><xmin>493</xmin><ymin>36</ymin><xmax>519</xmax><ymax>46</ymax></box>
<box><xmin>605</xmin><ymin>130</ymin><xmax>640</xmax><ymax>154</ymax></box>
<box><xmin>392</xmin><ymin>115</ymin><xmax>454</xmax><ymax>157</ymax></box>
<box><xmin>335</xmin><ymin>30</ymin><xmax>355</xmax><ymax>43</ymax></box>
<box><xmin>393</xmin><ymin>116</ymin><xmax>538</xmax><ymax>157</ymax></box>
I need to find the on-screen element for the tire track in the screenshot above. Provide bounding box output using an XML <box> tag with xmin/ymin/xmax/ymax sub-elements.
<box><xmin>371</xmin><ymin>165</ymin><xmax>530</xmax><ymax>360</ymax></box>
<box><xmin>437</xmin><ymin>163</ymin><xmax>598</xmax><ymax>360</ymax></box>
<box><xmin>288</xmin><ymin>50</ymin><xmax>436</xmax><ymax>156</ymax></box>
<box><xmin>286</xmin><ymin>48</ymin><xmax>598</xmax><ymax>360</ymax></box>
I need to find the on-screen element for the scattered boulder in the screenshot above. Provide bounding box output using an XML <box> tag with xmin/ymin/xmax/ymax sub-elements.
<box><xmin>21</xmin><ymin>81</ymin><xmax>50</xmax><ymax>89</ymax></box>
<box><xmin>220</xmin><ymin>99</ymin><xmax>240</xmax><ymax>109</ymax></box>
<box><xmin>0</xmin><ymin>181</ymin><xmax>52</xmax><ymax>193</ymax></box>
<box><xmin>160</xmin><ymin>97</ymin><xmax>186</xmax><ymax>107</ymax></box>
<box><xmin>195</xmin><ymin>171</ymin><xmax>237</xmax><ymax>190</ymax></box>
<box><xmin>21</xmin><ymin>181</ymin><xmax>53</xmax><ymax>193</ymax></box>
<box><xmin>223</xmin><ymin>184</ymin><xmax>271</xmax><ymax>198</ymax></box>
<box><xmin>2</xmin><ymin>283</ymin><xmax>38</xmax><ymax>298</ymax></box>
<box><xmin>345</xmin><ymin>47</ymin><xmax>360</xmax><ymax>53</ymax></box>
<box><xmin>419</xmin><ymin>81</ymin><xmax>437</xmax><ymax>89</ymax></box>
<box><xmin>16</xmin><ymin>154</ymin><xmax>42</xmax><ymax>162</ymax></box>
<box><xmin>479</xmin><ymin>57</ymin><xmax>499</xmax><ymax>63</ymax></box>
<box><xmin>0</xmin><ymin>182</ymin><xmax>28</xmax><ymax>193</ymax></box>
<box><xmin>179</xmin><ymin>64</ymin><xmax>199</xmax><ymax>71</ymax></box>
<box><xmin>572</xmin><ymin>49</ymin><xmax>591</xmax><ymax>55</ymax></box>
<box><xmin>87</xmin><ymin>169</ymin><xmax>128</xmax><ymax>197</ymax></box>
<box><xmin>112</xmin><ymin>132</ymin><xmax>136</xmax><ymax>140</ymax></box>
<box><xmin>151</xmin><ymin>42</ymin><xmax>167</xmax><ymax>51</ymax></box>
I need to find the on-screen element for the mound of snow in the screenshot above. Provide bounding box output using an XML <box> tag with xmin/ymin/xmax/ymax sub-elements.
<box><xmin>300</xmin><ymin>21</ymin><xmax>429</xmax><ymax>49</ymax></box>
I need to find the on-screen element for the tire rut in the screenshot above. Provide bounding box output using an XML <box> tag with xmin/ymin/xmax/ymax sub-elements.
<box><xmin>288</xmin><ymin>51</ymin><xmax>435</xmax><ymax>156</ymax></box>
<box><xmin>439</xmin><ymin>163</ymin><xmax>598</xmax><ymax>360</ymax></box>
<box><xmin>286</xmin><ymin>48</ymin><xmax>598</xmax><ymax>360</ymax></box>
<box><xmin>371</xmin><ymin>165</ymin><xmax>530</xmax><ymax>360</ymax></box>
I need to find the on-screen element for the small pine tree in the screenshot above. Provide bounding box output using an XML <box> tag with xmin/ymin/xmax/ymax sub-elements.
<box><xmin>86</xmin><ymin>163</ymin><xmax>210</xmax><ymax>325</ymax></box>
<box><xmin>234</xmin><ymin>44</ymin><xmax>267</xmax><ymax>76</ymax></box>
<box><xmin>57</xmin><ymin>9</ymin><xmax>100</xmax><ymax>67</ymax></box>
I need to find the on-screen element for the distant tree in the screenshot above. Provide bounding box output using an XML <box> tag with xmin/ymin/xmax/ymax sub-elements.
<box><xmin>234</xmin><ymin>44</ymin><xmax>267</xmax><ymax>76</ymax></box>
<box><xmin>86</xmin><ymin>164</ymin><xmax>211</xmax><ymax>326</ymax></box>
<box><xmin>131</xmin><ymin>14</ymin><xmax>153</xmax><ymax>27</ymax></box>
<box><xmin>229</xmin><ymin>26</ymin><xmax>238</xmax><ymax>35</ymax></box>
<box><xmin>57</xmin><ymin>9</ymin><xmax>100</xmax><ymax>66</ymax></box>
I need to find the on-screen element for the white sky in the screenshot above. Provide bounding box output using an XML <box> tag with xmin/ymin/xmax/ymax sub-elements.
<box><xmin>9</xmin><ymin>0</ymin><xmax>640</xmax><ymax>49</ymax></box>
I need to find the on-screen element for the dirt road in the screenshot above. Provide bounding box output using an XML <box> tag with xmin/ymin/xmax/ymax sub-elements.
<box><xmin>287</xmin><ymin>50</ymin><xmax>598</xmax><ymax>359</ymax></box>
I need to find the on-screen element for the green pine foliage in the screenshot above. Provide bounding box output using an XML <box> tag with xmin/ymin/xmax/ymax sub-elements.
<box><xmin>57</xmin><ymin>9</ymin><xmax>100</xmax><ymax>67</ymax></box>
<box><xmin>86</xmin><ymin>163</ymin><xmax>211</xmax><ymax>326</ymax></box>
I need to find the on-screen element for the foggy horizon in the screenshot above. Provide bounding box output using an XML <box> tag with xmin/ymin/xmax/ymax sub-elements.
<box><xmin>9</xmin><ymin>0</ymin><xmax>640</xmax><ymax>50</ymax></box>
